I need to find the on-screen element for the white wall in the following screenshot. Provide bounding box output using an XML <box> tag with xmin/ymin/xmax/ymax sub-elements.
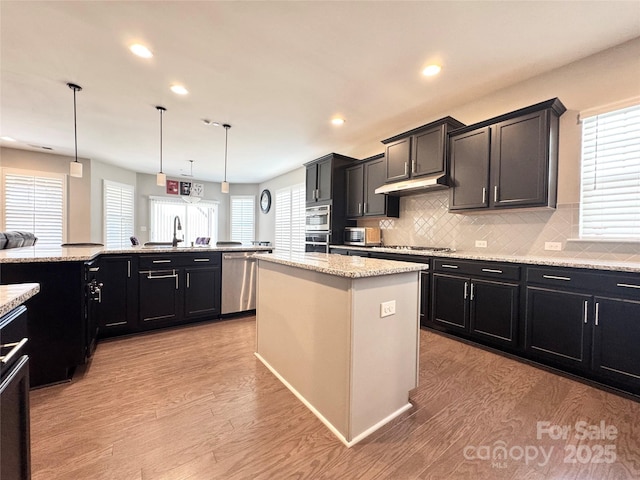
<box><xmin>257</xmin><ymin>167</ymin><xmax>306</xmax><ymax>245</ymax></box>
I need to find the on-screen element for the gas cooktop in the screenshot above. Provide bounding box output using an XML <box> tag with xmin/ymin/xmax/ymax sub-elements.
<box><xmin>373</xmin><ymin>245</ymin><xmax>452</xmax><ymax>252</ymax></box>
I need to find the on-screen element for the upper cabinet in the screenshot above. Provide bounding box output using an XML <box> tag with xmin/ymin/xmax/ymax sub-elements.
<box><xmin>345</xmin><ymin>154</ymin><xmax>399</xmax><ymax>219</ymax></box>
<box><xmin>449</xmin><ymin>98</ymin><xmax>566</xmax><ymax>212</ymax></box>
<box><xmin>305</xmin><ymin>153</ymin><xmax>357</xmax><ymax>206</ymax></box>
<box><xmin>382</xmin><ymin>117</ymin><xmax>465</xmax><ymax>183</ymax></box>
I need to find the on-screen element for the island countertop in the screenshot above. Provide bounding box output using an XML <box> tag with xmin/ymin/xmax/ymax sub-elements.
<box><xmin>254</xmin><ymin>251</ymin><xmax>427</xmax><ymax>278</ymax></box>
<box><xmin>0</xmin><ymin>245</ymin><xmax>272</xmax><ymax>264</ymax></box>
<box><xmin>0</xmin><ymin>283</ymin><xmax>40</xmax><ymax>317</ymax></box>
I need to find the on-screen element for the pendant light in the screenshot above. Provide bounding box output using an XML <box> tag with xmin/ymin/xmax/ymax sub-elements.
<box><xmin>68</xmin><ymin>83</ymin><xmax>83</xmax><ymax>178</ymax></box>
<box><xmin>221</xmin><ymin>124</ymin><xmax>231</xmax><ymax>193</ymax></box>
<box><xmin>156</xmin><ymin>106</ymin><xmax>167</xmax><ymax>186</ymax></box>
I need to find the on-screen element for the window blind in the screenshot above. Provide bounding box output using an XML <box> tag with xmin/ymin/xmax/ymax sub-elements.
<box><xmin>149</xmin><ymin>196</ymin><xmax>218</xmax><ymax>245</ymax></box>
<box><xmin>1</xmin><ymin>169</ymin><xmax>66</xmax><ymax>247</ymax></box>
<box><xmin>275</xmin><ymin>184</ymin><xmax>304</xmax><ymax>253</ymax></box>
<box><xmin>104</xmin><ymin>180</ymin><xmax>135</xmax><ymax>248</ymax></box>
<box><xmin>580</xmin><ymin>103</ymin><xmax>640</xmax><ymax>239</ymax></box>
<box><xmin>230</xmin><ymin>196</ymin><xmax>255</xmax><ymax>245</ymax></box>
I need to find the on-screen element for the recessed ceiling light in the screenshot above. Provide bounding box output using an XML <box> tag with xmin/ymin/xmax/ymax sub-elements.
<box><xmin>202</xmin><ymin>119</ymin><xmax>221</xmax><ymax>127</ymax></box>
<box><xmin>170</xmin><ymin>85</ymin><xmax>189</xmax><ymax>95</ymax></box>
<box><xmin>129</xmin><ymin>44</ymin><xmax>153</xmax><ymax>58</ymax></box>
<box><xmin>422</xmin><ymin>64</ymin><xmax>442</xmax><ymax>76</ymax></box>
<box><xmin>331</xmin><ymin>118</ymin><xmax>346</xmax><ymax>126</ymax></box>
<box><xmin>1</xmin><ymin>136</ymin><xmax>16</xmax><ymax>142</ymax></box>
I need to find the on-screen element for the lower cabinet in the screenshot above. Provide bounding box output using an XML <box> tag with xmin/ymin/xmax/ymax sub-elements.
<box><xmin>184</xmin><ymin>265</ymin><xmax>221</xmax><ymax>319</ymax></box>
<box><xmin>525</xmin><ymin>287</ymin><xmax>591</xmax><ymax>370</ymax></box>
<box><xmin>0</xmin><ymin>356</ymin><xmax>30</xmax><ymax>480</ymax></box>
<box><xmin>139</xmin><ymin>268</ymin><xmax>181</xmax><ymax>325</ymax></box>
<box><xmin>96</xmin><ymin>255</ymin><xmax>137</xmax><ymax>336</ymax></box>
<box><xmin>431</xmin><ymin>259</ymin><xmax>520</xmax><ymax>349</ymax></box>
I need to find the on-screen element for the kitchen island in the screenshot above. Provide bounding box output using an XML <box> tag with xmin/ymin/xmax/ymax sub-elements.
<box><xmin>254</xmin><ymin>252</ymin><xmax>427</xmax><ymax>446</ymax></box>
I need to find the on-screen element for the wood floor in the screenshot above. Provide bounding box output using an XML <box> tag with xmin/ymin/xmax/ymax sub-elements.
<box><xmin>30</xmin><ymin>316</ymin><xmax>640</xmax><ymax>480</ymax></box>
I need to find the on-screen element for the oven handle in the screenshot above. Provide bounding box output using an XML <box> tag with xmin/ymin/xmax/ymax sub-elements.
<box><xmin>0</xmin><ymin>338</ymin><xmax>28</xmax><ymax>365</ymax></box>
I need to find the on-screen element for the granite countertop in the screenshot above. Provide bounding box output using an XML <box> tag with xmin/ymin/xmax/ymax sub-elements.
<box><xmin>335</xmin><ymin>245</ymin><xmax>640</xmax><ymax>274</ymax></box>
<box><xmin>0</xmin><ymin>245</ymin><xmax>272</xmax><ymax>264</ymax></box>
<box><xmin>0</xmin><ymin>283</ymin><xmax>40</xmax><ymax>317</ymax></box>
<box><xmin>254</xmin><ymin>252</ymin><xmax>427</xmax><ymax>278</ymax></box>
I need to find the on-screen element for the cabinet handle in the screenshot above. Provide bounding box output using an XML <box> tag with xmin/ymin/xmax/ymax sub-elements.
<box><xmin>127</xmin><ymin>260</ymin><xmax>131</xmax><ymax>278</ymax></box>
<box><xmin>146</xmin><ymin>270</ymin><xmax>177</xmax><ymax>281</ymax></box>
<box><xmin>583</xmin><ymin>300</ymin><xmax>588</xmax><ymax>324</ymax></box>
<box><xmin>89</xmin><ymin>266</ymin><xmax>100</xmax><ymax>272</ymax></box>
<box><xmin>441</xmin><ymin>264</ymin><xmax>459</xmax><ymax>269</ymax></box>
<box><xmin>464</xmin><ymin>282</ymin><xmax>468</xmax><ymax>300</ymax></box>
<box><xmin>482</xmin><ymin>187</ymin><xmax>486</xmax><ymax>204</ymax></box>
<box><xmin>470</xmin><ymin>283</ymin><xmax>475</xmax><ymax>301</ymax></box>
<box><xmin>194</xmin><ymin>258</ymin><xmax>210</xmax><ymax>262</ymax></box>
<box><xmin>542</xmin><ymin>274</ymin><xmax>571</xmax><ymax>281</ymax></box>
<box><xmin>152</xmin><ymin>260</ymin><xmax>171</xmax><ymax>264</ymax></box>
<box><xmin>595</xmin><ymin>302</ymin><xmax>600</xmax><ymax>326</ymax></box>
<box><xmin>494</xmin><ymin>186</ymin><xmax>498</xmax><ymax>202</ymax></box>
<box><xmin>363</xmin><ymin>202</ymin><xmax>367</xmax><ymax>214</ymax></box>
<box><xmin>616</xmin><ymin>283</ymin><xmax>640</xmax><ymax>290</ymax></box>
<box><xmin>315</xmin><ymin>188</ymin><xmax>320</xmax><ymax>199</ymax></box>
<box><xmin>404</xmin><ymin>162</ymin><xmax>408</xmax><ymax>176</ymax></box>
<box><xmin>412</xmin><ymin>160</ymin><xmax>417</xmax><ymax>173</ymax></box>
<box><xmin>0</xmin><ymin>338</ymin><xmax>28</xmax><ymax>365</ymax></box>
<box><xmin>358</xmin><ymin>203</ymin><xmax>362</xmax><ymax>214</ymax></box>
<box><xmin>481</xmin><ymin>268</ymin><xmax>503</xmax><ymax>274</ymax></box>
<box><xmin>187</xmin><ymin>272</ymin><xmax>190</xmax><ymax>288</ymax></box>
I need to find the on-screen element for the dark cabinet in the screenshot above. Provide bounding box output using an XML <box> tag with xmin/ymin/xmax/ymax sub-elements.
<box><xmin>0</xmin><ymin>356</ymin><xmax>30</xmax><ymax>480</ymax></box>
<box><xmin>420</xmin><ymin>271</ymin><xmax>430</xmax><ymax>328</ymax></box>
<box><xmin>592</xmin><ymin>297</ymin><xmax>640</xmax><ymax>385</ymax></box>
<box><xmin>431</xmin><ymin>259</ymin><xmax>520</xmax><ymax>348</ymax></box>
<box><xmin>306</xmin><ymin>157</ymin><xmax>333</xmax><ymax>203</ymax></box>
<box><xmin>382</xmin><ymin>117</ymin><xmax>465</xmax><ymax>183</ymax></box>
<box><xmin>525</xmin><ymin>287</ymin><xmax>591</xmax><ymax>370</ymax></box>
<box><xmin>184</xmin><ymin>265</ymin><xmax>221</xmax><ymax>319</ymax></box>
<box><xmin>139</xmin><ymin>268</ymin><xmax>181</xmax><ymax>325</ymax></box>
<box><xmin>96</xmin><ymin>255</ymin><xmax>137</xmax><ymax>336</ymax></box>
<box><xmin>138</xmin><ymin>253</ymin><xmax>222</xmax><ymax>329</ymax></box>
<box><xmin>449</xmin><ymin>98</ymin><xmax>565</xmax><ymax>212</ymax></box>
<box><xmin>345</xmin><ymin>155</ymin><xmax>399</xmax><ymax>219</ymax></box>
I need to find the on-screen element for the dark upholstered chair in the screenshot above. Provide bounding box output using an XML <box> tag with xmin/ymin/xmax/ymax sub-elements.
<box><xmin>0</xmin><ymin>231</ymin><xmax>38</xmax><ymax>249</ymax></box>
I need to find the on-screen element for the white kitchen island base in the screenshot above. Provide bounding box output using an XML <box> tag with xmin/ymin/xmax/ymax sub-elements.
<box><xmin>255</xmin><ymin>254</ymin><xmax>424</xmax><ymax>447</ymax></box>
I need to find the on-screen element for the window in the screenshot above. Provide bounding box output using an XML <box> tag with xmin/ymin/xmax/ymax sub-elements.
<box><xmin>1</xmin><ymin>168</ymin><xmax>66</xmax><ymax>247</ymax></box>
<box><xmin>580</xmin><ymin>102</ymin><xmax>640</xmax><ymax>239</ymax></box>
<box><xmin>149</xmin><ymin>196</ymin><xmax>218</xmax><ymax>245</ymax></box>
<box><xmin>104</xmin><ymin>180</ymin><xmax>135</xmax><ymax>248</ymax></box>
<box><xmin>230</xmin><ymin>196</ymin><xmax>255</xmax><ymax>245</ymax></box>
<box><xmin>275</xmin><ymin>184</ymin><xmax>304</xmax><ymax>253</ymax></box>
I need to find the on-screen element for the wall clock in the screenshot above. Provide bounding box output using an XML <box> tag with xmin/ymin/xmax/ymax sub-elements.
<box><xmin>260</xmin><ymin>189</ymin><xmax>271</xmax><ymax>213</ymax></box>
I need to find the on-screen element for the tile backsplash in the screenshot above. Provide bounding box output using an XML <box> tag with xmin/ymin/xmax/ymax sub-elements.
<box><xmin>359</xmin><ymin>191</ymin><xmax>640</xmax><ymax>262</ymax></box>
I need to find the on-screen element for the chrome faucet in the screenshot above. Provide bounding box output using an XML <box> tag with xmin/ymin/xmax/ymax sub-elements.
<box><xmin>172</xmin><ymin>216</ymin><xmax>182</xmax><ymax>247</ymax></box>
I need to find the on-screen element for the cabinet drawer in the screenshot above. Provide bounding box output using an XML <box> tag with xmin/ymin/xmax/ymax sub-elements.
<box><xmin>434</xmin><ymin>259</ymin><xmax>520</xmax><ymax>281</ymax></box>
<box><xmin>526</xmin><ymin>267</ymin><xmax>602</xmax><ymax>293</ymax></box>
<box><xmin>139</xmin><ymin>252</ymin><xmax>222</xmax><ymax>269</ymax></box>
<box><xmin>139</xmin><ymin>255</ymin><xmax>180</xmax><ymax>269</ymax></box>
<box><xmin>184</xmin><ymin>253</ymin><xmax>221</xmax><ymax>266</ymax></box>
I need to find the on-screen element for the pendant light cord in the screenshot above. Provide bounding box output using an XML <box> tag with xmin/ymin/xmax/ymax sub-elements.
<box><xmin>159</xmin><ymin>108</ymin><xmax>164</xmax><ymax>174</ymax></box>
<box><xmin>223</xmin><ymin>124</ymin><xmax>231</xmax><ymax>182</ymax></box>
<box><xmin>67</xmin><ymin>83</ymin><xmax>82</xmax><ymax>163</ymax></box>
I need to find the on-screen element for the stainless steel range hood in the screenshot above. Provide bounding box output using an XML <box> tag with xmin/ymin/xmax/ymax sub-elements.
<box><xmin>374</xmin><ymin>173</ymin><xmax>450</xmax><ymax>196</ymax></box>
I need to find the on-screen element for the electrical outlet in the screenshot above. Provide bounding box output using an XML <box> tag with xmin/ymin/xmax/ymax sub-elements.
<box><xmin>380</xmin><ymin>300</ymin><xmax>396</xmax><ymax>318</ymax></box>
<box><xmin>140</xmin><ymin>226</ymin><xmax>147</xmax><ymax>232</ymax></box>
<box><xmin>545</xmin><ymin>241</ymin><xmax>562</xmax><ymax>251</ymax></box>
<box><xmin>475</xmin><ymin>240</ymin><xmax>488</xmax><ymax>248</ymax></box>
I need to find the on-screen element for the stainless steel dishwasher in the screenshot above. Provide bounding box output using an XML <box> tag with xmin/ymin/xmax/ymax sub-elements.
<box><xmin>221</xmin><ymin>251</ymin><xmax>257</xmax><ymax>314</ymax></box>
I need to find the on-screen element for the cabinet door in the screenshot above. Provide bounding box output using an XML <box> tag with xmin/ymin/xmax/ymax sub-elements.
<box><xmin>592</xmin><ymin>297</ymin><xmax>640</xmax><ymax>389</ymax></box>
<box><xmin>184</xmin><ymin>266</ymin><xmax>221</xmax><ymax>319</ymax></box>
<box><xmin>385</xmin><ymin>137</ymin><xmax>411</xmax><ymax>182</ymax></box>
<box><xmin>345</xmin><ymin>164</ymin><xmax>364</xmax><ymax>218</ymax></box>
<box><xmin>139</xmin><ymin>269</ymin><xmax>181</xmax><ymax>325</ymax></box>
<box><xmin>316</xmin><ymin>158</ymin><xmax>333</xmax><ymax>202</ymax></box>
<box><xmin>431</xmin><ymin>274</ymin><xmax>469</xmax><ymax>333</ymax></box>
<box><xmin>491</xmin><ymin>111</ymin><xmax>549</xmax><ymax>208</ymax></box>
<box><xmin>96</xmin><ymin>256</ymin><xmax>137</xmax><ymax>335</ymax></box>
<box><xmin>305</xmin><ymin>165</ymin><xmax>317</xmax><ymax>204</ymax></box>
<box><xmin>525</xmin><ymin>287</ymin><xmax>591</xmax><ymax>370</ymax></box>
<box><xmin>412</xmin><ymin>125</ymin><xmax>445</xmax><ymax>177</ymax></box>
<box><xmin>364</xmin><ymin>157</ymin><xmax>387</xmax><ymax>216</ymax></box>
<box><xmin>470</xmin><ymin>279</ymin><xmax>519</xmax><ymax>348</ymax></box>
<box><xmin>449</xmin><ymin>127</ymin><xmax>490</xmax><ymax>210</ymax></box>
<box><xmin>0</xmin><ymin>355</ymin><xmax>30</xmax><ymax>480</ymax></box>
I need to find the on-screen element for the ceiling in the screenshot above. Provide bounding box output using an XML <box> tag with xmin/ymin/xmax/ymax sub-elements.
<box><xmin>1</xmin><ymin>1</ymin><xmax>639</xmax><ymax>184</ymax></box>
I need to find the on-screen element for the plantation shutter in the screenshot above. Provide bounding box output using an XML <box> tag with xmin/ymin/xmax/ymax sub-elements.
<box><xmin>230</xmin><ymin>196</ymin><xmax>255</xmax><ymax>244</ymax></box>
<box><xmin>104</xmin><ymin>180</ymin><xmax>135</xmax><ymax>248</ymax></box>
